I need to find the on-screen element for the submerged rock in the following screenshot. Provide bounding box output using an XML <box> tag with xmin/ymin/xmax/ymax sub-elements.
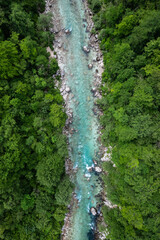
<box><xmin>83</xmin><ymin>46</ymin><xmax>90</xmax><ymax>53</ymax></box>
<box><xmin>88</xmin><ymin>63</ymin><xmax>93</xmax><ymax>69</ymax></box>
<box><xmin>64</xmin><ymin>28</ymin><xmax>72</xmax><ymax>34</ymax></box>
<box><xmin>92</xmin><ymin>107</ymin><xmax>98</xmax><ymax>115</ymax></box>
<box><xmin>96</xmin><ymin>56</ymin><xmax>100</xmax><ymax>61</ymax></box>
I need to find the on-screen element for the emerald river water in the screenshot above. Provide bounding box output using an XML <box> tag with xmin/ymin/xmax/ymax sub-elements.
<box><xmin>49</xmin><ymin>0</ymin><xmax>103</xmax><ymax>239</ymax></box>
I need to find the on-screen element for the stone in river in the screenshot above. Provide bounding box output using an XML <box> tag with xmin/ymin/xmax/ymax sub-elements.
<box><xmin>93</xmin><ymin>160</ymin><xmax>97</xmax><ymax>165</ymax></box>
<box><xmin>86</xmin><ymin>166</ymin><xmax>92</xmax><ymax>172</ymax></box>
<box><xmin>90</xmin><ymin>207</ymin><xmax>97</xmax><ymax>216</ymax></box>
<box><xmin>83</xmin><ymin>46</ymin><xmax>90</xmax><ymax>53</ymax></box>
<box><xmin>66</xmin><ymin>86</ymin><xmax>71</xmax><ymax>93</ymax></box>
<box><xmin>65</xmin><ymin>28</ymin><xmax>72</xmax><ymax>34</ymax></box>
<box><xmin>88</xmin><ymin>63</ymin><xmax>93</xmax><ymax>69</ymax></box>
<box><xmin>91</xmin><ymin>87</ymin><xmax>96</xmax><ymax>93</ymax></box>
<box><xmin>93</xmin><ymin>108</ymin><xmax>97</xmax><ymax>115</ymax></box>
<box><xmin>96</xmin><ymin>56</ymin><xmax>100</xmax><ymax>61</ymax></box>
<box><xmin>95</xmin><ymin>166</ymin><xmax>102</xmax><ymax>173</ymax></box>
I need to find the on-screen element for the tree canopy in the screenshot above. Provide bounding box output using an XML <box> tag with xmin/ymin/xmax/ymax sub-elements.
<box><xmin>89</xmin><ymin>0</ymin><xmax>160</xmax><ymax>239</ymax></box>
<box><xmin>0</xmin><ymin>0</ymin><xmax>72</xmax><ymax>239</ymax></box>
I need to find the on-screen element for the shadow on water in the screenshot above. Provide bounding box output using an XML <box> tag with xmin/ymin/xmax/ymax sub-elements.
<box><xmin>87</xmin><ymin>229</ymin><xmax>95</xmax><ymax>240</ymax></box>
<box><xmin>87</xmin><ymin>214</ymin><xmax>97</xmax><ymax>240</ymax></box>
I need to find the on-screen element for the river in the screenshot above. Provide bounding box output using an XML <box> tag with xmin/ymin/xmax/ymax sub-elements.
<box><xmin>47</xmin><ymin>0</ymin><xmax>103</xmax><ymax>239</ymax></box>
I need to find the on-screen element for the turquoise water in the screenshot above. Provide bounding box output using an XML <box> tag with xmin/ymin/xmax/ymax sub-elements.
<box><xmin>55</xmin><ymin>1</ymin><xmax>101</xmax><ymax>239</ymax></box>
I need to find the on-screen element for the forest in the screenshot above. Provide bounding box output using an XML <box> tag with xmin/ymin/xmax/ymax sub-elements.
<box><xmin>88</xmin><ymin>0</ymin><xmax>160</xmax><ymax>239</ymax></box>
<box><xmin>1</xmin><ymin>0</ymin><xmax>160</xmax><ymax>239</ymax></box>
<box><xmin>0</xmin><ymin>0</ymin><xmax>73</xmax><ymax>239</ymax></box>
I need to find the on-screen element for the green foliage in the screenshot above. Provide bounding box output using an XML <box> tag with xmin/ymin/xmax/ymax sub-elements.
<box><xmin>115</xmin><ymin>14</ymin><xmax>138</xmax><ymax>37</ymax></box>
<box><xmin>37</xmin><ymin>12</ymin><xmax>53</xmax><ymax>31</ymax></box>
<box><xmin>55</xmin><ymin>176</ymin><xmax>73</xmax><ymax>206</ymax></box>
<box><xmin>89</xmin><ymin>0</ymin><xmax>101</xmax><ymax>13</ymax></box>
<box><xmin>128</xmin><ymin>10</ymin><xmax>160</xmax><ymax>52</ymax></box>
<box><xmin>0</xmin><ymin>0</ymin><xmax>72</xmax><ymax>239</ymax></box>
<box><xmin>37</xmin><ymin>12</ymin><xmax>54</xmax><ymax>48</ymax></box>
<box><xmin>10</xmin><ymin>3</ymin><xmax>34</xmax><ymax>37</ymax></box>
<box><xmin>21</xmin><ymin>194</ymin><xmax>35</xmax><ymax>211</ymax></box>
<box><xmin>90</xmin><ymin>0</ymin><xmax>160</xmax><ymax>239</ymax></box>
<box><xmin>121</xmin><ymin>206</ymin><xmax>143</xmax><ymax>230</ymax></box>
<box><xmin>0</xmin><ymin>38</ymin><xmax>22</xmax><ymax>79</ymax></box>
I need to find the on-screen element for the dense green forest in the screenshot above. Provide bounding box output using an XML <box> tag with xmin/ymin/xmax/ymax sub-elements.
<box><xmin>89</xmin><ymin>0</ymin><xmax>160</xmax><ymax>239</ymax></box>
<box><xmin>0</xmin><ymin>0</ymin><xmax>73</xmax><ymax>239</ymax></box>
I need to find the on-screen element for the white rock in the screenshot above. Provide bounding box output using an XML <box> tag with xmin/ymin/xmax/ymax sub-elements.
<box><xmin>95</xmin><ymin>166</ymin><xmax>102</xmax><ymax>173</ymax></box>
<box><xmin>90</xmin><ymin>207</ymin><xmax>97</xmax><ymax>216</ymax></box>
<box><xmin>66</xmin><ymin>86</ymin><xmax>71</xmax><ymax>93</ymax></box>
<box><xmin>83</xmin><ymin>46</ymin><xmax>90</xmax><ymax>53</ymax></box>
<box><xmin>88</xmin><ymin>63</ymin><xmax>93</xmax><ymax>69</ymax></box>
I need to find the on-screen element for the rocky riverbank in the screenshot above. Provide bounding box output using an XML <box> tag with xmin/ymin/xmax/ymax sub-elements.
<box><xmin>45</xmin><ymin>0</ymin><xmax>113</xmax><ymax>239</ymax></box>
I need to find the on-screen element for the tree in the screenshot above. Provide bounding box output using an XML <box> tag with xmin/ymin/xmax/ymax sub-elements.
<box><xmin>10</xmin><ymin>3</ymin><xmax>34</xmax><ymax>37</ymax></box>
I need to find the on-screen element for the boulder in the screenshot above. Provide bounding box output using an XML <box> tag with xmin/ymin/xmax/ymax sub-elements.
<box><xmin>66</xmin><ymin>86</ymin><xmax>71</xmax><ymax>93</ymax></box>
<box><xmin>90</xmin><ymin>207</ymin><xmax>97</xmax><ymax>216</ymax></box>
<box><xmin>88</xmin><ymin>63</ymin><xmax>93</xmax><ymax>69</ymax></box>
<box><xmin>95</xmin><ymin>166</ymin><xmax>102</xmax><ymax>173</ymax></box>
<box><xmin>65</xmin><ymin>28</ymin><xmax>72</xmax><ymax>34</ymax></box>
<box><xmin>86</xmin><ymin>166</ymin><xmax>92</xmax><ymax>172</ymax></box>
<box><xmin>83</xmin><ymin>46</ymin><xmax>90</xmax><ymax>53</ymax></box>
<box><xmin>91</xmin><ymin>87</ymin><xmax>96</xmax><ymax>93</ymax></box>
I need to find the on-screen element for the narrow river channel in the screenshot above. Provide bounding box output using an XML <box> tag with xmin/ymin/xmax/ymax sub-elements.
<box><xmin>48</xmin><ymin>0</ymin><xmax>103</xmax><ymax>239</ymax></box>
